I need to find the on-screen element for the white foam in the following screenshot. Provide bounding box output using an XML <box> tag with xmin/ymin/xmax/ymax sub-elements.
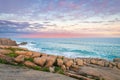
<box><xmin>19</xmin><ymin>42</ymin><xmax>40</xmax><ymax>52</ymax></box>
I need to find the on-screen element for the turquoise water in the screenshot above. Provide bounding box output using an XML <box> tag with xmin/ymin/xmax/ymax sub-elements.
<box><xmin>14</xmin><ymin>38</ymin><xmax>120</xmax><ymax>60</ymax></box>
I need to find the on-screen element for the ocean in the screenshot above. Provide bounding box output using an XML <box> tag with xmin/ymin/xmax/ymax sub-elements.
<box><xmin>13</xmin><ymin>38</ymin><xmax>120</xmax><ymax>61</ymax></box>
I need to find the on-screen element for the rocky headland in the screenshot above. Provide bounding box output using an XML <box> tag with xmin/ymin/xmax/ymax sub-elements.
<box><xmin>0</xmin><ymin>38</ymin><xmax>120</xmax><ymax>80</ymax></box>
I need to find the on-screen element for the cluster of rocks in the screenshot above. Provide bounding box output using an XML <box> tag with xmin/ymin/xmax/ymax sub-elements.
<box><xmin>0</xmin><ymin>38</ymin><xmax>17</xmax><ymax>46</ymax></box>
<box><xmin>83</xmin><ymin>58</ymin><xmax>120</xmax><ymax>69</ymax></box>
<box><xmin>5</xmin><ymin>49</ymin><xmax>120</xmax><ymax>72</ymax></box>
<box><xmin>14</xmin><ymin>50</ymin><xmax>79</xmax><ymax>71</ymax></box>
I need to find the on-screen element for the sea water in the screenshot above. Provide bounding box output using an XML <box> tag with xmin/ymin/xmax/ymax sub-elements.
<box><xmin>13</xmin><ymin>38</ymin><xmax>120</xmax><ymax>60</ymax></box>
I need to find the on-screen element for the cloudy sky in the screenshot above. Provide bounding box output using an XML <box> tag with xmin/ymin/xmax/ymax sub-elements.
<box><xmin>0</xmin><ymin>0</ymin><xmax>120</xmax><ymax>38</ymax></box>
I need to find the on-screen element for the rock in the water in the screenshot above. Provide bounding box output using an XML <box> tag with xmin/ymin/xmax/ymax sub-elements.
<box><xmin>76</xmin><ymin>59</ymin><xmax>83</xmax><ymax>66</ymax></box>
<box><xmin>33</xmin><ymin>56</ymin><xmax>47</xmax><ymax>66</ymax></box>
<box><xmin>0</xmin><ymin>38</ymin><xmax>17</xmax><ymax>46</ymax></box>
<box><xmin>57</xmin><ymin>58</ymin><xmax>63</xmax><ymax>67</ymax></box>
<box><xmin>113</xmin><ymin>58</ymin><xmax>120</xmax><ymax>62</ymax></box>
<box><xmin>19</xmin><ymin>42</ymin><xmax>27</xmax><ymax>45</ymax></box>
<box><xmin>24</xmin><ymin>61</ymin><xmax>37</xmax><ymax>68</ymax></box>
<box><xmin>14</xmin><ymin>55</ymin><xmax>25</xmax><ymax>63</ymax></box>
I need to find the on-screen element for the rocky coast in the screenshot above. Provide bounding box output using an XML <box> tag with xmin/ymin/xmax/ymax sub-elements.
<box><xmin>0</xmin><ymin>38</ymin><xmax>120</xmax><ymax>80</ymax></box>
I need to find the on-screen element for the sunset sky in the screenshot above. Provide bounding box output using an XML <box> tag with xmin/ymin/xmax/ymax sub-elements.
<box><xmin>0</xmin><ymin>0</ymin><xmax>120</xmax><ymax>38</ymax></box>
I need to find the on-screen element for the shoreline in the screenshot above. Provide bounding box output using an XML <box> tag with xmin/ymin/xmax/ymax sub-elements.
<box><xmin>14</xmin><ymin>38</ymin><xmax>120</xmax><ymax>61</ymax></box>
<box><xmin>0</xmin><ymin>38</ymin><xmax>120</xmax><ymax>80</ymax></box>
<box><xmin>0</xmin><ymin>45</ymin><xmax>120</xmax><ymax>80</ymax></box>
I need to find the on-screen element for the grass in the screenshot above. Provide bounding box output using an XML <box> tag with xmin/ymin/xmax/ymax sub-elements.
<box><xmin>55</xmin><ymin>66</ymin><xmax>64</xmax><ymax>74</ymax></box>
<box><xmin>31</xmin><ymin>66</ymin><xmax>49</xmax><ymax>72</ymax></box>
<box><xmin>41</xmin><ymin>67</ymin><xmax>49</xmax><ymax>72</ymax></box>
<box><xmin>24</xmin><ymin>58</ymin><xmax>34</xmax><ymax>62</ymax></box>
<box><xmin>6</xmin><ymin>47</ymin><xmax>27</xmax><ymax>52</ymax></box>
<box><xmin>32</xmin><ymin>66</ymin><xmax>41</xmax><ymax>70</ymax></box>
<box><xmin>5</xmin><ymin>47</ymin><xmax>24</xmax><ymax>58</ymax></box>
<box><xmin>0</xmin><ymin>59</ymin><xmax>8</xmax><ymax>64</ymax></box>
<box><xmin>6</xmin><ymin>52</ymin><xmax>18</xmax><ymax>58</ymax></box>
<box><xmin>0</xmin><ymin>58</ymin><xmax>25</xmax><ymax>67</ymax></box>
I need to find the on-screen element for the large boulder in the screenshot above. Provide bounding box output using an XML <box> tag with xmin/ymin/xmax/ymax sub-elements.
<box><xmin>31</xmin><ymin>52</ymin><xmax>41</xmax><ymax>58</ymax></box>
<box><xmin>45</xmin><ymin>56</ymin><xmax>57</xmax><ymax>67</ymax></box>
<box><xmin>57</xmin><ymin>58</ymin><xmax>63</xmax><ymax>67</ymax></box>
<box><xmin>0</xmin><ymin>38</ymin><xmax>17</xmax><ymax>46</ymax></box>
<box><xmin>33</xmin><ymin>56</ymin><xmax>47</xmax><ymax>66</ymax></box>
<box><xmin>76</xmin><ymin>59</ymin><xmax>84</xmax><ymax>66</ymax></box>
<box><xmin>14</xmin><ymin>55</ymin><xmax>25</xmax><ymax>63</ymax></box>
<box><xmin>64</xmin><ymin>60</ymin><xmax>74</xmax><ymax>68</ymax></box>
<box><xmin>24</xmin><ymin>61</ymin><xmax>37</xmax><ymax>68</ymax></box>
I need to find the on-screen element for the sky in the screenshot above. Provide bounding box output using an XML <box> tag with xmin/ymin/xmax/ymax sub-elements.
<box><xmin>0</xmin><ymin>0</ymin><xmax>120</xmax><ymax>38</ymax></box>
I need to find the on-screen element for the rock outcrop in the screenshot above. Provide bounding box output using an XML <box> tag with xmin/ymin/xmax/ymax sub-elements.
<box><xmin>0</xmin><ymin>38</ymin><xmax>17</xmax><ymax>46</ymax></box>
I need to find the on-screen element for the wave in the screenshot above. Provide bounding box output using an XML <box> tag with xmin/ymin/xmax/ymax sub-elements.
<box><xmin>15</xmin><ymin>38</ymin><xmax>120</xmax><ymax>61</ymax></box>
<box><xmin>19</xmin><ymin>42</ymin><xmax>40</xmax><ymax>52</ymax></box>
